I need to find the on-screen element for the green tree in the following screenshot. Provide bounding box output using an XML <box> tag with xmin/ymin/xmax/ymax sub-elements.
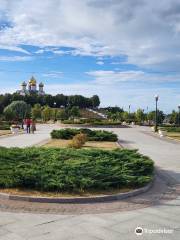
<box><xmin>3</xmin><ymin>101</ymin><xmax>30</xmax><ymax>121</ymax></box>
<box><xmin>32</xmin><ymin>104</ymin><xmax>42</xmax><ymax>120</ymax></box>
<box><xmin>91</xmin><ymin>95</ymin><xmax>100</xmax><ymax>108</ymax></box>
<box><xmin>42</xmin><ymin>106</ymin><xmax>52</xmax><ymax>122</ymax></box>
<box><xmin>70</xmin><ymin>106</ymin><xmax>80</xmax><ymax>118</ymax></box>
<box><xmin>135</xmin><ymin>109</ymin><xmax>145</xmax><ymax>124</ymax></box>
<box><xmin>122</xmin><ymin>111</ymin><xmax>129</xmax><ymax>122</ymax></box>
<box><xmin>3</xmin><ymin>108</ymin><xmax>16</xmax><ymax>121</ymax></box>
<box><xmin>169</xmin><ymin>110</ymin><xmax>178</xmax><ymax>125</ymax></box>
<box><xmin>57</xmin><ymin>109</ymin><xmax>69</xmax><ymax>120</ymax></box>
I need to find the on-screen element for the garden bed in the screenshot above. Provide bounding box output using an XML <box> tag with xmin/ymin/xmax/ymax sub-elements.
<box><xmin>0</xmin><ymin>147</ymin><xmax>154</xmax><ymax>193</ymax></box>
<box><xmin>51</xmin><ymin>128</ymin><xmax>118</xmax><ymax>141</ymax></box>
<box><xmin>43</xmin><ymin>139</ymin><xmax>119</xmax><ymax>150</ymax></box>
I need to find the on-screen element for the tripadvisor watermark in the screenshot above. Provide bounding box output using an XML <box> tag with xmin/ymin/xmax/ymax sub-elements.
<box><xmin>135</xmin><ymin>227</ymin><xmax>174</xmax><ymax>236</ymax></box>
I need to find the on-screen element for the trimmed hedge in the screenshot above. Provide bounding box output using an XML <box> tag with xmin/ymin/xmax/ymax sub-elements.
<box><xmin>0</xmin><ymin>147</ymin><xmax>154</xmax><ymax>192</ymax></box>
<box><xmin>0</xmin><ymin>121</ymin><xmax>10</xmax><ymax>130</ymax></box>
<box><xmin>62</xmin><ymin>119</ymin><xmax>122</xmax><ymax>126</ymax></box>
<box><xmin>51</xmin><ymin>128</ymin><xmax>118</xmax><ymax>141</ymax></box>
<box><xmin>161</xmin><ymin>127</ymin><xmax>180</xmax><ymax>133</ymax></box>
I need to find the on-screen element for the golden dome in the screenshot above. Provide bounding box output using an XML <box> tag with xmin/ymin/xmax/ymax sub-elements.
<box><xmin>29</xmin><ymin>76</ymin><xmax>37</xmax><ymax>85</ymax></box>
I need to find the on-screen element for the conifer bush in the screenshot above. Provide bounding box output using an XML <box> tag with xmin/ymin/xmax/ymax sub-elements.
<box><xmin>0</xmin><ymin>147</ymin><xmax>154</xmax><ymax>192</ymax></box>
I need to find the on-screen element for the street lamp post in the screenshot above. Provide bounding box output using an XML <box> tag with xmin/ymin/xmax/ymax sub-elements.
<box><xmin>154</xmin><ymin>95</ymin><xmax>159</xmax><ymax>132</ymax></box>
<box><xmin>128</xmin><ymin>105</ymin><xmax>131</xmax><ymax>124</ymax></box>
<box><xmin>178</xmin><ymin>105</ymin><xmax>180</xmax><ymax>127</ymax></box>
<box><xmin>54</xmin><ymin>102</ymin><xmax>57</xmax><ymax>122</ymax></box>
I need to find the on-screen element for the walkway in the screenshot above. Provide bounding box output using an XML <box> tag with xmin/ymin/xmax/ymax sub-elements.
<box><xmin>0</xmin><ymin>124</ymin><xmax>58</xmax><ymax>148</ymax></box>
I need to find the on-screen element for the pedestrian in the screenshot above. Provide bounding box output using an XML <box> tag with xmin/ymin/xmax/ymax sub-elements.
<box><xmin>26</xmin><ymin>118</ymin><xmax>31</xmax><ymax>134</ymax></box>
<box><xmin>31</xmin><ymin>119</ymin><xmax>36</xmax><ymax>134</ymax></box>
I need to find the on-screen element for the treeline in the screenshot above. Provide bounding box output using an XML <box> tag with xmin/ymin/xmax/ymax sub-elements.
<box><xmin>0</xmin><ymin>93</ymin><xmax>100</xmax><ymax>114</ymax></box>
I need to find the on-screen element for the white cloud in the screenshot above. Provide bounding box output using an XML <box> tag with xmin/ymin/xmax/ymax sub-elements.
<box><xmin>0</xmin><ymin>55</ymin><xmax>32</xmax><ymax>61</ymax></box>
<box><xmin>96</xmin><ymin>61</ymin><xmax>104</xmax><ymax>65</ymax></box>
<box><xmin>42</xmin><ymin>71</ymin><xmax>63</xmax><ymax>78</ymax></box>
<box><xmin>86</xmin><ymin>70</ymin><xmax>180</xmax><ymax>84</ymax></box>
<box><xmin>0</xmin><ymin>0</ymin><xmax>180</xmax><ymax>70</ymax></box>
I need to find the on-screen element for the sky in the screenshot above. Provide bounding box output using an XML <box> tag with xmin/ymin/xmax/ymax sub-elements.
<box><xmin>0</xmin><ymin>0</ymin><xmax>180</xmax><ymax>113</ymax></box>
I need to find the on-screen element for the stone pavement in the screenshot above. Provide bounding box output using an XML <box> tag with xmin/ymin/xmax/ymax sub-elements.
<box><xmin>0</xmin><ymin>125</ymin><xmax>180</xmax><ymax>239</ymax></box>
<box><xmin>0</xmin><ymin>197</ymin><xmax>179</xmax><ymax>240</ymax></box>
<box><xmin>0</xmin><ymin>124</ymin><xmax>58</xmax><ymax>148</ymax></box>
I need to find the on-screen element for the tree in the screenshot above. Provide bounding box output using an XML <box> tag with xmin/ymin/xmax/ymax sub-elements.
<box><xmin>135</xmin><ymin>109</ymin><xmax>145</xmax><ymax>124</ymax></box>
<box><xmin>42</xmin><ymin>106</ymin><xmax>52</xmax><ymax>122</ymax></box>
<box><xmin>32</xmin><ymin>104</ymin><xmax>42</xmax><ymax>120</ymax></box>
<box><xmin>3</xmin><ymin>108</ymin><xmax>16</xmax><ymax>121</ymax></box>
<box><xmin>3</xmin><ymin>101</ymin><xmax>30</xmax><ymax>121</ymax></box>
<box><xmin>169</xmin><ymin>110</ymin><xmax>178</xmax><ymax>125</ymax></box>
<box><xmin>57</xmin><ymin>109</ymin><xmax>69</xmax><ymax>121</ymax></box>
<box><xmin>91</xmin><ymin>95</ymin><xmax>100</xmax><ymax>108</ymax></box>
<box><xmin>70</xmin><ymin>106</ymin><xmax>80</xmax><ymax>118</ymax></box>
<box><xmin>122</xmin><ymin>111</ymin><xmax>129</xmax><ymax>122</ymax></box>
<box><xmin>147</xmin><ymin>110</ymin><xmax>165</xmax><ymax>124</ymax></box>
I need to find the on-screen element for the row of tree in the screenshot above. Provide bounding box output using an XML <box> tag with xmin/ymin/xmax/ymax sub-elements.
<box><xmin>0</xmin><ymin>93</ymin><xmax>100</xmax><ymax>114</ymax></box>
<box><xmin>3</xmin><ymin>101</ymin><xmax>82</xmax><ymax>122</ymax></box>
<box><xmin>105</xmin><ymin>107</ymin><xmax>179</xmax><ymax>125</ymax></box>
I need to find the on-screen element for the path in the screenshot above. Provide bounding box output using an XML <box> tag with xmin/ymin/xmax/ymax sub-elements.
<box><xmin>0</xmin><ymin>125</ymin><xmax>179</xmax><ymax>239</ymax></box>
<box><xmin>0</xmin><ymin>124</ymin><xmax>58</xmax><ymax>148</ymax></box>
<box><xmin>113</xmin><ymin>126</ymin><xmax>180</xmax><ymax>184</ymax></box>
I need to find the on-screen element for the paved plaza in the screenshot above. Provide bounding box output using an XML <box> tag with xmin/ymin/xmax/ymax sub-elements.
<box><xmin>0</xmin><ymin>125</ymin><xmax>179</xmax><ymax>239</ymax></box>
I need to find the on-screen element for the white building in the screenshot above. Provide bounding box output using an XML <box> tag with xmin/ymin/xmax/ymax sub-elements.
<box><xmin>17</xmin><ymin>76</ymin><xmax>45</xmax><ymax>95</ymax></box>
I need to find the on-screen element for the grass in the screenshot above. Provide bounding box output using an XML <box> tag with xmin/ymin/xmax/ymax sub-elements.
<box><xmin>43</xmin><ymin>139</ymin><xmax>119</xmax><ymax>150</ymax></box>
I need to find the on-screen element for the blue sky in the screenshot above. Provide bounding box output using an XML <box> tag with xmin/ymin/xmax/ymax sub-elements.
<box><xmin>0</xmin><ymin>0</ymin><xmax>180</xmax><ymax>113</ymax></box>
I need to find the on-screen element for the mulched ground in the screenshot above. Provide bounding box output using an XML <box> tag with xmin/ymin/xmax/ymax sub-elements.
<box><xmin>0</xmin><ymin>173</ymin><xmax>179</xmax><ymax>215</ymax></box>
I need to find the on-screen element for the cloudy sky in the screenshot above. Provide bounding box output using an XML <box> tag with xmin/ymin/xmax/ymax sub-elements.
<box><xmin>0</xmin><ymin>0</ymin><xmax>180</xmax><ymax>112</ymax></box>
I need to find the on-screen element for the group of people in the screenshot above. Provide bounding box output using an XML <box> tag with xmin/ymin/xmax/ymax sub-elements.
<box><xmin>23</xmin><ymin>119</ymin><xmax>36</xmax><ymax>134</ymax></box>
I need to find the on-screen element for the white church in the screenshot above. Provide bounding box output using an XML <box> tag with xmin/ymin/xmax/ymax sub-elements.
<box><xmin>17</xmin><ymin>76</ymin><xmax>45</xmax><ymax>96</ymax></box>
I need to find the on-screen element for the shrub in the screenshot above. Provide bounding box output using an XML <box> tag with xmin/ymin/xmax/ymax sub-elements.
<box><xmin>51</xmin><ymin>128</ymin><xmax>118</xmax><ymax>141</ymax></box>
<box><xmin>0</xmin><ymin>147</ymin><xmax>154</xmax><ymax>192</ymax></box>
<box><xmin>68</xmin><ymin>133</ymin><xmax>87</xmax><ymax>149</ymax></box>
<box><xmin>62</xmin><ymin>119</ymin><xmax>122</xmax><ymax>126</ymax></box>
<box><xmin>161</xmin><ymin>127</ymin><xmax>180</xmax><ymax>133</ymax></box>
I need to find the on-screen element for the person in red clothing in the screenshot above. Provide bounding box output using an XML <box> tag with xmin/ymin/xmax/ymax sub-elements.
<box><xmin>25</xmin><ymin>118</ymin><xmax>32</xmax><ymax>134</ymax></box>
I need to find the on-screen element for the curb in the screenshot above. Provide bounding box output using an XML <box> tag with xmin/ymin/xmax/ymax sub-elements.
<box><xmin>0</xmin><ymin>180</ymin><xmax>153</xmax><ymax>204</ymax></box>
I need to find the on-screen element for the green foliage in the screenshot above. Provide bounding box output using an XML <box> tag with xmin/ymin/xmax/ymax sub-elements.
<box><xmin>3</xmin><ymin>101</ymin><xmax>31</xmax><ymax>121</ymax></box>
<box><xmin>0</xmin><ymin>93</ymin><xmax>100</xmax><ymax>115</ymax></box>
<box><xmin>62</xmin><ymin>118</ymin><xmax>122</xmax><ymax>126</ymax></box>
<box><xmin>161</xmin><ymin>126</ymin><xmax>180</xmax><ymax>132</ymax></box>
<box><xmin>69</xmin><ymin>106</ymin><xmax>80</xmax><ymax>118</ymax></box>
<box><xmin>51</xmin><ymin>128</ymin><xmax>118</xmax><ymax>141</ymax></box>
<box><xmin>42</xmin><ymin>106</ymin><xmax>52</xmax><ymax>122</ymax></box>
<box><xmin>0</xmin><ymin>147</ymin><xmax>154</xmax><ymax>192</ymax></box>
<box><xmin>31</xmin><ymin>104</ymin><xmax>42</xmax><ymax>120</ymax></box>
<box><xmin>0</xmin><ymin>121</ymin><xmax>10</xmax><ymax>130</ymax></box>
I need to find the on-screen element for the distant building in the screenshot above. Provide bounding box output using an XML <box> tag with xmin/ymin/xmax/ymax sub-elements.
<box><xmin>17</xmin><ymin>76</ymin><xmax>45</xmax><ymax>96</ymax></box>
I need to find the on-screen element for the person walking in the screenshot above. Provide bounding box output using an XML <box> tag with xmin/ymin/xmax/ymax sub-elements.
<box><xmin>26</xmin><ymin>118</ymin><xmax>31</xmax><ymax>134</ymax></box>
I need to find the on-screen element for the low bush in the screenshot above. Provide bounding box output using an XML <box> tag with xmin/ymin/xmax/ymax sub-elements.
<box><xmin>62</xmin><ymin>119</ymin><xmax>122</xmax><ymax>126</ymax></box>
<box><xmin>0</xmin><ymin>147</ymin><xmax>154</xmax><ymax>192</ymax></box>
<box><xmin>161</xmin><ymin>127</ymin><xmax>180</xmax><ymax>132</ymax></box>
<box><xmin>51</xmin><ymin>128</ymin><xmax>118</xmax><ymax>141</ymax></box>
<box><xmin>0</xmin><ymin>121</ymin><xmax>11</xmax><ymax>130</ymax></box>
<box><xmin>68</xmin><ymin>133</ymin><xmax>87</xmax><ymax>148</ymax></box>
